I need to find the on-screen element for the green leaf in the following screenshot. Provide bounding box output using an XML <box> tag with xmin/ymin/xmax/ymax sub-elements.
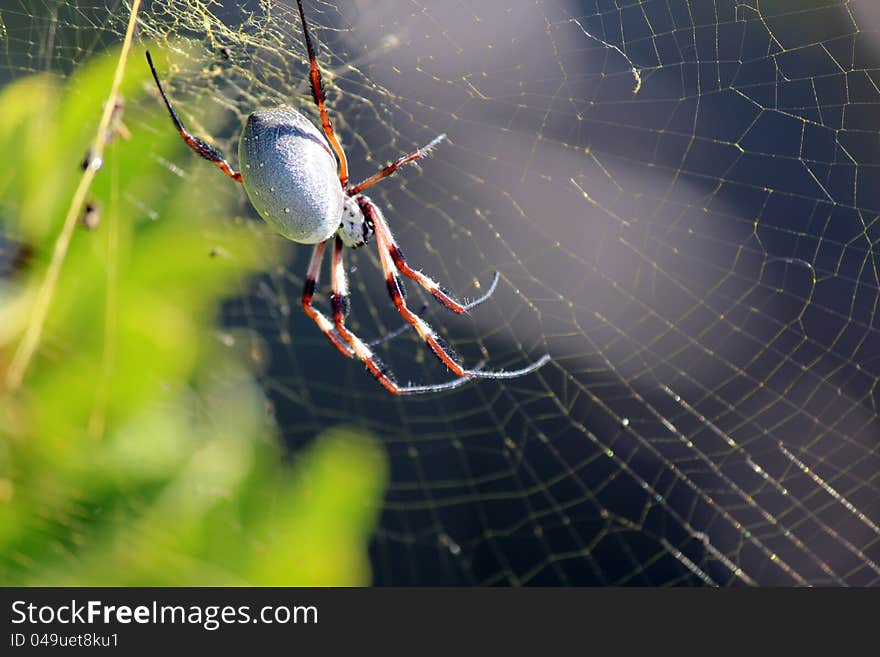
<box><xmin>0</xmin><ymin>46</ymin><xmax>387</xmax><ymax>586</ymax></box>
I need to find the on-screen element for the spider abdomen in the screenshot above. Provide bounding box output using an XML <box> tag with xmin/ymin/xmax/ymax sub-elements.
<box><xmin>238</xmin><ymin>106</ymin><xmax>343</xmax><ymax>244</ymax></box>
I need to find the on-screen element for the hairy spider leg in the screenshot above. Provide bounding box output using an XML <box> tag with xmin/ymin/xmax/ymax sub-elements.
<box><xmin>355</xmin><ymin>196</ymin><xmax>472</xmax><ymax>314</ymax></box>
<box><xmin>367</xmin><ymin>200</ymin><xmax>551</xmax><ymax>383</ymax></box>
<box><xmin>371</xmin><ymin>219</ymin><xmax>469</xmax><ymax>376</ymax></box>
<box><xmin>330</xmin><ymin>237</ymin><xmax>403</xmax><ymax>393</ymax></box>
<box><xmin>367</xmin><ymin>272</ymin><xmax>500</xmax><ymax>348</ymax></box>
<box><xmin>295</xmin><ymin>0</ymin><xmax>349</xmax><ymax>187</ymax></box>
<box><xmin>301</xmin><ymin>240</ymin><xmax>354</xmax><ymax>357</ymax></box>
<box><xmin>145</xmin><ymin>51</ymin><xmax>242</xmax><ymax>183</ymax></box>
<box><xmin>347</xmin><ymin>134</ymin><xmax>447</xmax><ymax>195</ymax></box>
<box><xmin>330</xmin><ymin>238</ymin><xmax>500</xmax><ymax>395</ymax></box>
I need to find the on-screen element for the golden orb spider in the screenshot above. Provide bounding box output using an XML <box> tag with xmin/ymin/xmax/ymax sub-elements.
<box><xmin>146</xmin><ymin>0</ymin><xmax>549</xmax><ymax>394</ymax></box>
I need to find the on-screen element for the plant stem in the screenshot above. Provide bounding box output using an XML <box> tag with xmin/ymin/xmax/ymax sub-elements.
<box><xmin>5</xmin><ymin>0</ymin><xmax>143</xmax><ymax>391</ymax></box>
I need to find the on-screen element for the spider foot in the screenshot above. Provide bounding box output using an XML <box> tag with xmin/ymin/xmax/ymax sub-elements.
<box><xmin>419</xmin><ymin>133</ymin><xmax>447</xmax><ymax>157</ymax></box>
<box><xmin>464</xmin><ymin>353</ymin><xmax>551</xmax><ymax>380</ymax></box>
<box><xmin>426</xmin><ymin>270</ymin><xmax>501</xmax><ymax>314</ymax></box>
<box><xmin>367</xmin><ymin>272</ymin><xmax>501</xmax><ymax>348</ymax></box>
<box><xmin>395</xmin><ymin>353</ymin><xmax>550</xmax><ymax>396</ymax></box>
<box><xmin>395</xmin><ymin>360</ymin><xmax>486</xmax><ymax>395</ymax></box>
<box><xmin>463</xmin><ymin>271</ymin><xmax>500</xmax><ymax>311</ymax></box>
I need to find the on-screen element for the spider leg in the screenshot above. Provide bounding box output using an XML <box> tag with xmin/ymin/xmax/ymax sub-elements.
<box><xmin>330</xmin><ymin>237</ymin><xmax>403</xmax><ymax>394</ymax></box>
<box><xmin>395</xmin><ymin>354</ymin><xmax>551</xmax><ymax>394</ymax></box>
<box><xmin>367</xmin><ymin>303</ymin><xmax>427</xmax><ymax>348</ymax></box>
<box><xmin>347</xmin><ymin>134</ymin><xmax>447</xmax><ymax>195</ymax></box>
<box><xmin>145</xmin><ymin>51</ymin><xmax>242</xmax><ymax>183</ymax></box>
<box><xmin>301</xmin><ymin>240</ymin><xmax>354</xmax><ymax>358</ymax></box>
<box><xmin>295</xmin><ymin>0</ymin><xmax>350</xmax><ymax>187</ymax></box>
<box><xmin>371</xmin><ymin>225</ymin><xmax>471</xmax><ymax>376</ymax></box>
<box><xmin>356</xmin><ymin>196</ymin><xmax>481</xmax><ymax>314</ymax></box>
<box><xmin>367</xmin><ymin>272</ymin><xmax>500</xmax><ymax>347</ymax></box>
<box><xmin>329</xmin><ymin>238</ymin><xmax>517</xmax><ymax>395</ymax></box>
<box><xmin>370</xmin><ymin>224</ymin><xmax>551</xmax><ymax>383</ymax></box>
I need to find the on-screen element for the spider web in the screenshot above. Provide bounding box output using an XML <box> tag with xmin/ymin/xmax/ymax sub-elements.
<box><xmin>4</xmin><ymin>0</ymin><xmax>880</xmax><ymax>586</ymax></box>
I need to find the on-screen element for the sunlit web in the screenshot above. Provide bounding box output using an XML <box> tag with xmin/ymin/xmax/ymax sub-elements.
<box><xmin>3</xmin><ymin>0</ymin><xmax>880</xmax><ymax>585</ymax></box>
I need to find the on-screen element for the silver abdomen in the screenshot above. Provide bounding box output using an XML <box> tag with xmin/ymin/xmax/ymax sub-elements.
<box><xmin>238</xmin><ymin>107</ymin><xmax>343</xmax><ymax>244</ymax></box>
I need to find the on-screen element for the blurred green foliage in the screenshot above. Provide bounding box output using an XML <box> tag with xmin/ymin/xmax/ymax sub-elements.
<box><xmin>0</xmin><ymin>48</ymin><xmax>387</xmax><ymax>585</ymax></box>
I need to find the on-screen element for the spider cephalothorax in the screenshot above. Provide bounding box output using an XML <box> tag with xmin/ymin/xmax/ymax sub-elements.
<box><xmin>145</xmin><ymin>0</ymin><xmax>549</xmax><ymax>395</ymax></box>
<box><xmin>338</xmin><ymin>194</ymin><xmax>374</xmax><ymax>249</ymax></box>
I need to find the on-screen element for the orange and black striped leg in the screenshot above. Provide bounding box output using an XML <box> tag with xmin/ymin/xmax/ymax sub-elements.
<box><xmin>324</xmin><ymin>236</ymin><xmax>547</xmax><ymax>395</ymax></box>
<box><xmin>347</xmin><ymin>134</ymin><xmax>447</xmax><ymax>195</ymax></box>
<box><xmin>367</xmin><ymin>273</ymin><xmax>500</xmax><ymax>348</ymax></box>
<box><xmin>372</xmin><ymin>223</ymin><xmax>469</xmax><ymax>377</ymax></box>
<box><xmin>371</xmin><ymin>210</ymin><xmax>553</xmax><ymax>387</ymax></box>
<box><xmin>330</xmin><ymin>237</ymin><xmax>402</xmax><ymax>394</ymax></box>
<box><xmin>301</xmin><ymin>240</ymin><xmax>353</xmax><ymax>357</ymax></box>
<box><xmin>146</xmin><ymin>51</ymin><xmax>242</xmax><ymax>182</ymax></box>
<box><xmin>356</xmin><ymin>195</ymin><xmax>476</xmax><ymax>314</ymax></box>
<box><xmin>295</xmin><ymin>0</ymin><xmax>349</xmax><ymax>187</ymax></box>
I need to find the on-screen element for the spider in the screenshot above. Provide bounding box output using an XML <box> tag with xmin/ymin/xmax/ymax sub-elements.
<box><xmin>145</xmin><ymin>0</ymin><xmax>549</xmax><ymax>395</ymax></box>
